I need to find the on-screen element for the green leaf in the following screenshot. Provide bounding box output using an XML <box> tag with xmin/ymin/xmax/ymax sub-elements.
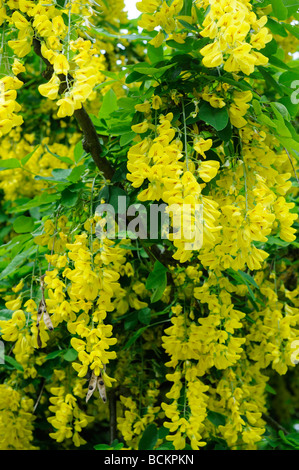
<box><xmin>258</xmin><ymin>67</ymin><xmax>284</xmax><ymax>93</ymax></box>
<box><xmin>265</xmin><ymin>384</ymin><xmax>277</xmax><ymax>395</ymax></box>
<box><xmin>138</xmin><ymin>423</ymin><xmax>158</xmax><ymax>450</ymax></box>
<box><xmin>63</xmin><ymin>348</ymin><xmax>78</xmax><ymax>362</ymax></box>
<box><xmin>67</xmin><ymin>165</ymin><xmax>86</xmax><ymax>183</ymax></box>
<box><xmin>271</xmin><ymin>0</ymin><xmax>289</xmax><ymax>20</ymax></box>
<box><xmin>252</xmin><ymin>99</ymin><xmax>262</xmax><ymax>115</ymax></box>
<box><xmin>109</xmin><ymin>122</ymin><xmax>133</xmax><ymax>135</ymax></box>
<box><xmin>4</xmin><ymin>355</ymin><xmax>23</xmax><ymax>371</ymax></box>
<box><xmin>120</xmin><ymin>131</ymin><xmax>136</xmax><ymax>146</ymax></box>
<box><xmin>124</xmin><ymin>312</ymin><xmax>138</xmax><ymax>331</ymax></box>
<box><xmin>94</xmin><ymin>441</ymin><xmax>124</xmax><ymax>450</ymax></box>
<box><xmin>258</xmin><ymin>113</ymin><xmax>277</xmax><ymax>128</ymax></box>
<box><xmin>271</xmin><ymin>102</ymin><xmax>290</xmax><ymax>121</ymax></box>
<box><xmin>35</xmin><ymin>169</ymin><xmax>73</xmax><ymax>182</ymax></box>
<box><xmin>207</xmin><ymin>410</ymin><xmax>226</xmax><ymax>427</ymax></box>
<box><xmin>146</xmin><ymin>261</ymin><xmax>167</xmax><ymax>290</ymax></box>
<box><xmin>0</xmin><ymin>234</ymin><xmax>32</xmax><ymax>256</ymax></box>
<box><xmin>146</xmin><ymin>261</ymin><xmax>168</xmax><ymax>303</ymax></box>
<box><xmin>278</xmin><ymin>136</ymin><xmax>299</xmax><ymax>155</ymax></box>
<box><xmin>132</xmin><ymin>62</ymin><xmax>175</xmax><ymax>77</ymax></box>
<box><xmin>0</xmin><ymin>309</ymin><xmax>13</xmax><ymax>321</ymax></box>
<box><xmin>284</xmin><ymin>22</ymin><xmax>299</xmax><ymax>40</ymax></box>
<box><xmin>266</xmin><ymin>235</ymin><xmax>290</xmax><ymax>247</ymax></box>
<box><xmin>138</xmin><ymin>307</ymin><xmax>151</xmax><ymax>325</ymax></box>
<box><xmin>194</xmin><ymin>5</ymin><xmax>206</xmax><ymax>25</ymax></box>
<box><xmin>60</xmin><ymin>188</ymin><xmax>79</xmax><ymax>207</ymax></box>
<box><xmin>198</xmin><ymin>102</ymin><xmax>229</xmax><ymax>131</ymax></box>
<box><xmin>74</xmin><ymin>140</ymin><xmax>84</xmax><ymax>163</ymax></box>
<box><xmin>151</xmin><ymin>278</ymin><xmax>167</xmax><ymax>303</ymax></box>
<box><xmin>147</xmin><ymin>44</ymin><xmax>164</xmax><ymax>64</ymax></box>
<box><xmin>98</xmin><ymin>88</ymin><xmax>118</xmax><ymax>120</ymax></box>
<box><xmin>268</xmin><ymin>55</ymin><xmax>291</xmax><ymax>71</ymax></box>
<box><xmin>0</xmin><ymin>159</ymin><xmax>21</xmax><ymax>170</ymax></box>
<box><xmin>278</xmin><ymin>96</ymin><xmax>299</xmax><ymax>119</ymax></box>
<box><xmin>21</xmin><ymin>146</ymin><xmax>39</xmax><ymax>166</ymax></box>
<box><xmin>108</xmin><ymin>186</ymin><xmax>129</xmax><ymax>213</ymax></box>
<box><xmin>13</xmin><ymin>216</ymin><xmax>35</xmax><ymax>234</ymax></box>
<box><xmin>237</xmin><ymin>270</ymin><xmax>259</xmax><ymax>290</ymax></box>
<box><xmin>266</xmin><ymin>17</ymin><xmax>288</xmax><ymax>37</ymax></box>
<box><xmin>166</xmin><ymin>39</ymin><xmax>194</xmax><ymax>52</ymax></box>
<box><xmin>0</xmin><ymin>246</ymin><xmax>36</xmax><ymax>281</ymax></box>
<box><xmin>217</xmin><ymin>122</ymin><xmax>232</xmax><ymax>142</ymax></box>
<box><xmin>125</xmin><ymin>70</ymin><xmax>148</xmax><ymax>84</ymax></box>
<box><xmin>180</xmin><ymin>0</ymin><xmax>193</xmax><ymax>16</ymax></box>
<box><xmin>44</xmin><ymin>350</ymin><xmax>64</xmax><ymax>361</ymax></box>
<box><xmin>178</xmin><ymin>19</ymin><xmax>198</xmax><ymax>31</ymax></box>
<box><xmin>44</xmin><ymin>145</ymin><xmax>74</xmax><ymax>165</ymax></box>
<box><xmin>282</xmin><ymin>0</ymin><xmax>299</xmax><ymax>16</ymax></box>
<box><xmin>124</xmin><ymin>326</ymin><xmax>147</xmax><ymax>349</ymax></box>
<box><xmin>156</xmin><ymin>442</ymin><xmax>175</xmax><ymax>450</ymax></box>
<box><xmin>9</xmin><ymin>193</ymin><xmax>60</xmax><ymax>213</ymax></box>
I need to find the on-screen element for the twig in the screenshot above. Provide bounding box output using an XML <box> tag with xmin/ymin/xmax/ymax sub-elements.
<box><xmin>284</xmin><ymin>147</ymin><xmax>299</xmax><ymax>183</ymax></box>
<box><xmin>262</xmin><ymin>412</ymin><xmax>289</xmax><ymax>435</ymax></box>
<box><xmin>108</xmin><ymin>388</ymin><xmax>117</xmax><ymax>444</ymax></box>
<box><xmin>33</xmin><ymin>378</ymin><xmax>45</xmax><ymax>413</ymax></box>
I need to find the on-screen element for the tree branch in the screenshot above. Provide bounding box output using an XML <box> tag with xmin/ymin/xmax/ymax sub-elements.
<box><xmin>262</xmin><ymin>412</ymin><xmax>289</xmax><ymax>435</ymax></box>
<box><xmin>33</xmin><ymin>37</ymin><xmax>114</xmax><ymax>180</ymax></box>
<box><xmin>108</xmin><ymin>388</ymin><xmax>117</xmax><ymax>444</ymax></box>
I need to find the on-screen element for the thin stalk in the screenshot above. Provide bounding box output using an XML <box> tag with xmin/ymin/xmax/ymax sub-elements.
<box><xmin>239</xmin><ymin>138</ymin><xmax>248</xmax><ymax>215</ymax></box>
<box><xmin>181</xmin><ymin>100</ymin><xmax>189</xmax><ymax>171</ymax></box>
<box><xmin>285</xmin><ymin>147</ymin><xmax>299</xmax><ymax>183</ymax></box>
<box><xmin>89</xmin><ymin>176</ymin><xmax>97</xmax><ymax>268</ymax></box>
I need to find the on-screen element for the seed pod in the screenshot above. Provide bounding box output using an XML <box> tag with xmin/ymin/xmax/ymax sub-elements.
<box><xmin>86</xmin><ymin>372</ymin><xmax>97</xmax><ymax>403</ymax></box>
<box><xmin>97</xmin><ymin>372</ymin><xmax>107</xmax><ymax>404</ymax></box>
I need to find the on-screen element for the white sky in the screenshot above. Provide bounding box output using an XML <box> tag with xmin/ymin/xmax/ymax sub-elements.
<box><xmin>124</xmin><ymin>0</ymin><xmax>139</xmax><ymax>19</ymax></box>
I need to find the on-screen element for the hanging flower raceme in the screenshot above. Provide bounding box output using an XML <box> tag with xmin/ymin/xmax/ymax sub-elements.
<box><xmin>198</xmin><ymin>0</ymin><xmax>271</xmax><ymax>74</ymax></box>
<box><xmin>0</xmin><ymin>75</ymin><xmax>23</xmax><ymax>138</ymax></box>
<box><xmin>0</xmin><ymin>384</ymin><xmax>37</xmax><ymax>450</ymax></box>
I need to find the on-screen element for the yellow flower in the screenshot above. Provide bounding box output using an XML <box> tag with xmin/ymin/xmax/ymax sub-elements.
<box><xmin>152</xmin><ymin>95</ymin><xmax>163</xmax><ymax>110</ymax></box>
<box><xmin>131</xmin><ymin>121</ymin><xmax>149</xmax><ymax>134</ymax></box>
<box><xmin>193</xmin><ymin>137</ymin><xmax>213</xmax><ymax>158</ymax></box>
<box><xmin>38</xmin><ymin>74</ymin><xmax>60</xmax><ymax>101</ymax></box>
<box><xmin>224</xmin><ymin>44</ymin><xmax>256</xmax><ymax>75</ymax></box>
<box><xmin>12</xmin><ymin>59</ymin><xmax>26</xmax><ymax>75</ymax></box>
<box><xmin>200</xmin><ymin>41</ymin><xmax>223</xmax><ymax>68</ymax></box>
<box><xmin>136</xmin><ymin>0</ymin><xmax>160</xmax><ymax>13</ymax></box>
<box><xmin>135</xmin><ymin>100</ymin><xmax>151</xmax><ymax>113</ymax></box>
<box><xmin>149</xmin><ymin>30</ymin><xmax>164</xmax><ymax>48</ymax></box>
<box><xmin>53</xmin><ymin>54</ymin><xmax>70</xmax><ymax>76</ymax></box>
<box><xmin>56</xmin><ymin>97</ymin><xmax>75</xmax><ymax>118</ymax></box>
<box><xmin>7</xmin><ymin>38</ymin><xmax>32</xmax><ymax>58</ymax></box>
<box><xmin>198</xmin><ymin>160</ymin><xmax>220</xmax><ymax>182</ymax></box>
<box><xmin>11</xmin><ymin>11</ymin><xmax>29</xmax><ymax>30</ymax></box>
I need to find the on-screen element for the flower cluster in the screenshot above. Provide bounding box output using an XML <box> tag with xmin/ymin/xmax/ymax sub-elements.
<box><xmin>128</xmin><ymin>109</ymin><xmax>221</xmax><ymax>262</ymax></box>
<box><xmin>0</xmin><ymin>384</ymin><xmax>36</xmax><ymax>450</ymax></box>
<box><xmin>0</xmin><ymin>74</ymin><xmax>23</xmax><ymax>138</ymax></box>
<box><xmin>48</xmin><ymin>379</ymin><xmax>94</xmax><ymax>447</ymax></box>
<box><xmin>198</xmin><ymin>0</ymin><xmax>272</xmax><ymax>74</ymax></box>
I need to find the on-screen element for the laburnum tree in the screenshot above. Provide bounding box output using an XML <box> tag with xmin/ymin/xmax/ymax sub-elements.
<box><xmin>0</xmin><ymin>0</ymin><xmax>298</xmax><ymax>451</ymax></box>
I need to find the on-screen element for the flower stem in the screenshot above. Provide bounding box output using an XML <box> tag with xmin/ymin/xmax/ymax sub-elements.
<box><xmin>182</xmin><ymin>99</ymin><xmax>189</xmax><ymax>171</ymax></box>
